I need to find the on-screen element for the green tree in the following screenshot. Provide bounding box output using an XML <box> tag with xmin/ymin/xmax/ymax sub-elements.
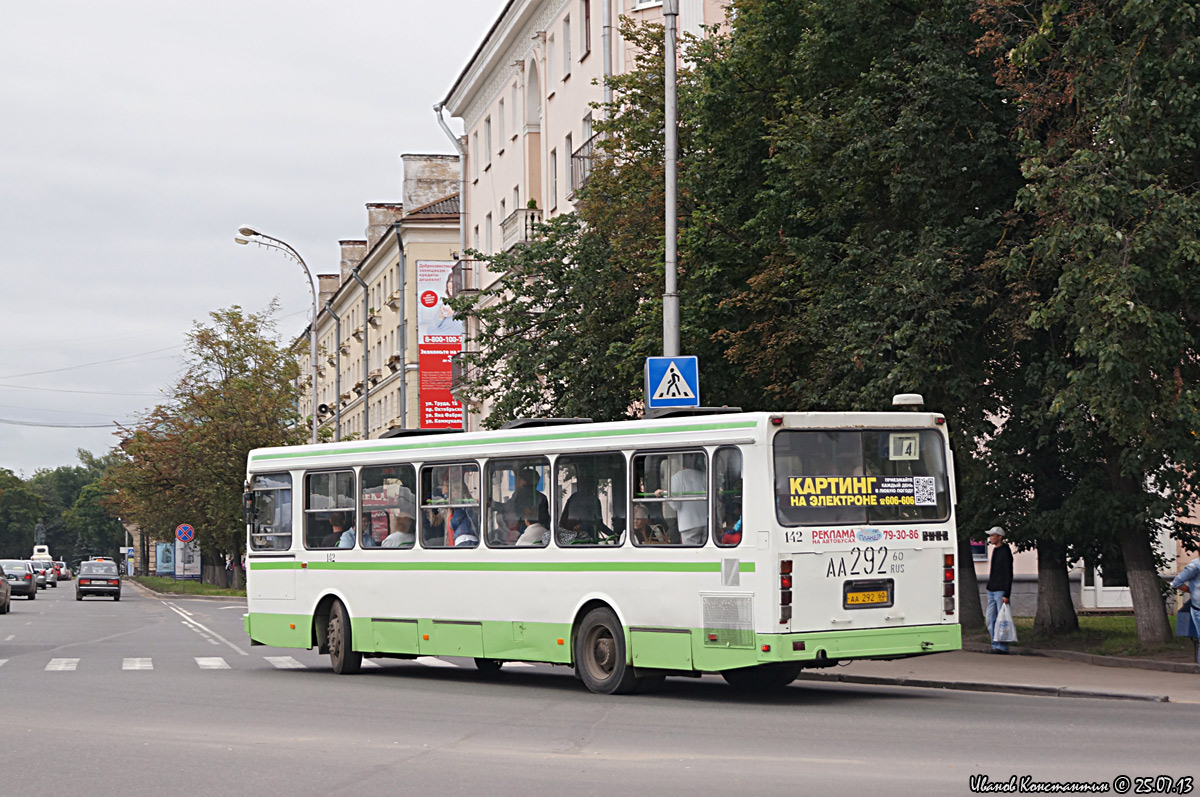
<box><xmin>104</xmin><ymin>304</ymin><xmax>302</xmax><ymax>586</ymax></box>
<box><xmin>0</xmin><ymin>468</ymin><xmax>47</xmax><ymax>559</ymax></box>
<box><xmin>975</xmin><ymin>0</ymin><xmax>1200</xmax><ymax>643</ymax></box>
<box><xmin>63</xmin><ymin>482</ymin><xmax>126</xmax><ymax>561</ymax></box>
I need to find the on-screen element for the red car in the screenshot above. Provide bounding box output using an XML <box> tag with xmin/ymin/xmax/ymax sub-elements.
<box><xmin>54</xmin><ymin>561</ymin><xmax>70</xmax><ymax>581</ymax></box>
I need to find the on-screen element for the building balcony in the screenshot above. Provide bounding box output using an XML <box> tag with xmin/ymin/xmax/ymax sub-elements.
<box><xmin>571</xmin><ymin>132</ymin><xmax>602</xmax><ymax>195</ymax></box>
<box><xmin>352</xmin><ymin>326</ymin><xmax>364</xmax><ymax>341</ymax></box>
<box><xmin>353</xmin><ymin>380</ymin><xmax>364</xmax><ymax>396</ymax></box>
<box><xmin>386</xmin><ymin>352</ymin><xmax>401</xmax><ymax>372</ymax></box>
<box><xmin>368</xmin><ymin>369</ymin><xmax>382</xmax><ymax>385</ymax></box>
<box><xmin>451</xmin><ymin>259</ymin><xmax>483</xmax><ymax>296</ymax></box>
<box><xmin>500</xmin><ymin>208</ymin><xmax>542</xmax><ymax>251</ymax></box>
<box><xmin>450</xmin><ymin>350</ymin><xmax>479</xmax><ymax>397</ymax></box>
<box><xmin>385</xmin><ymin>290</ymin><xmax>401</xmax><ymax>309</ymax></box>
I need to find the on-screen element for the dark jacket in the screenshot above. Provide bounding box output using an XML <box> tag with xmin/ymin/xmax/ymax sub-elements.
<box><xmin>986</xmin><ymin>543</ymin><xmax>1014</xmax><ymax>599</ymax></box>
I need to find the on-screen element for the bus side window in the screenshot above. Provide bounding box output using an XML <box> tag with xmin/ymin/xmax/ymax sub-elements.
<box><xmin>249</xmin><ymin>473</ymin><xmax>292</xmax><ymax>551</ymax></box>
<box><xmin>713</xmin><ymin>447</ymin><xmax>742</xmax><ymax>547</ymax></box>
<box><xmin>484</xmin><ymin>458</ymin><xmax>550</xmax><ymax>548</ymax></box>
<box><xmin>305</xmin><ymin>470</ymin><xmax>356</xmax><ymax>549</ymax></box>
<box><xmin>420</xmin><ymin>464</ymin><xmax>481</xmax><ymax>548</ymax></box>
<box><xmin>632</xmin><ymin>450</ymin><xmax>707</xmax><ymax>547</ymax></box>
<box><xmin>556</xmin><ymin>453</ymin><xmax>625</xmax><ymax>547</ymax></box>
<box><xmin>361</xmin><ymin>464</ymin><xmax>417</xmax><ymax>549</ymax></box>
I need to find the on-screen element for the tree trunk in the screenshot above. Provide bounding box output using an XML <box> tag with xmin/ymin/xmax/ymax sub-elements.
<box><xmin>1116</xmin><ymin>517</ymin><xmax>1171</xmax><ymax>644</ymax></box>
<box><xmin>1033</xmin><ymin>538</ymin><xmax>1078</xmax><ymax>636</ymax></box>
<box><xmin>957</xmin><ymin>536</ymin><xmax>985</xmax><ymax>631</ymax></box>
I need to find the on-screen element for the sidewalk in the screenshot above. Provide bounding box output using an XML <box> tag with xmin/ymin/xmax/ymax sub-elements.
<box><xmin>797</xmin><ymin>644</ymin><xmax>1200</xmax><ymax>704</ymax></box>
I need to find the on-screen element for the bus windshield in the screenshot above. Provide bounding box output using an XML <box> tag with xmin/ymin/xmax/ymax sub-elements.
<box><xmin>774</xmin><ymin>429</ymin><xmax>950</xmax><ymax>526</ymax></box>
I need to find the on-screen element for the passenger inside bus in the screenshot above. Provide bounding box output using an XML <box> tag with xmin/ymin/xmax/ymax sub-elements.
<box><xmin>515</xmin><ymin>505</ymin><xmax>550</xmax><ymax>546</ymax></box>
<box><xmin>382</xmin><ymin>486</ymin><xmax>416</xmax><ymax>548</ymax></box>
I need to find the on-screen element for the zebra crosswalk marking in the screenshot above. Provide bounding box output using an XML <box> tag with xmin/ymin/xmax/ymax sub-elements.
<box><xmin>414</xmin><ymin>656</ymin><xmax>458</xmax><ymax>668</ymax></box>
<box><xmin>195</xmin><ymin>657</ymin><xmax>230</xmax><ymax>670</ymax></box>
<box><xmin>265</xmin><ymin>656</ymin><xmax>306</xmax><ymax>670</ymax></box>
<box><xmin>45</xmin><ymin>658</ymin><xmax>79</xmax><ymax>671</ymax></box>
<box><xmin>122</xmin><ymin>658</ymin><xmax>153</xmax><ymax>670</ymax></box>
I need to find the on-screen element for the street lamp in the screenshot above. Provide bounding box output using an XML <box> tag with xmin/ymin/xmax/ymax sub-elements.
<box><xmin>234</xmin><ymin>226</ymin><xmax>320</xmax><ymax>444</ymax></box>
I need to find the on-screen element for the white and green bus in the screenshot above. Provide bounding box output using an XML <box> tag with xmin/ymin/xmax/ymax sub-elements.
<box><xmin>243</xmin><ymin>402</ymin><xmax>961</xmax><ymax>694</ymax></box>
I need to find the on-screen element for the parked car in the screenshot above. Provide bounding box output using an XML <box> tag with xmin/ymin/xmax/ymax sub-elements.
<box><xmin>0</xmin><ymin>560</ymin><xmax>36</xmax><ymax>600</ymax></box>
<box><xmin>54</xmin><ymin>561</ymin><xmax>71</xmax><ymax>581</ymax></box>
<box><xmin>41</xmin><ymin>562</ymin><xmax>57</xmax><ymax>589</ymax></box>
<box><xmin>0</xmin><ymin>564</ymin><xmax>11</xmax><ymax>613</ymax></box>
<box><xmin>76</xmin><ymin>560</ymin><xmax>121</xmax><ymax>601</ymax></box>
<box><xmin>29</xmin><ymin>561</ymin><xmax>47</xmax><ymax>589</ymax></box>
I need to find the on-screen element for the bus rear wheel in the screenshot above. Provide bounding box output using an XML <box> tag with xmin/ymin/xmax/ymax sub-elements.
<box><xmin>575</xmin><ymin>607</ymin><xmax>638</xmax><ymax>695</ymax></box>
<box><xmin>328</xmin><ymin>601</ymin><xmax>362</xmax><ymax>675</ymax></box>
<box><xmin>721</xmin><ymin>663</ymin><xmax>802</xmax><ymax>691</ymax></box>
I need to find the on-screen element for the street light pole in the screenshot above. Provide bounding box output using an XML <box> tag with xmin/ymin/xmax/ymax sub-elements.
<box><xmin>662</xmin><ymin>0</ymin><xmax>680</xmax><ymax>358</ymax></box>
<box><xmin>234</xmin><ymin>227</ymin><xmax>320</xmax><ymax>444</ymax></box>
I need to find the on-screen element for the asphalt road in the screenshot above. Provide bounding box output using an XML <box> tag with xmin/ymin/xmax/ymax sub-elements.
<box><xmin>1</xmin><ymin>582</ymin><xmax>1194</xmax><ymax>796</ymax></box>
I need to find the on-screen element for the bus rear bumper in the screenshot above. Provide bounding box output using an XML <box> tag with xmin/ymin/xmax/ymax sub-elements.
<box><xmin>755</xmin><ymin>623</ymin><xmax>961</xmax><ymax>667</ymax></box>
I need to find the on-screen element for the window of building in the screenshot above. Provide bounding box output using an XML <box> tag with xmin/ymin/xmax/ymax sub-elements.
<box><xmin>499</xmin><ymin>199</ymin><xmax>506</xmax><ymax>223</ymax></box>
<box><xmin>562</xmin><ymin>16</ymin><xmax>571</xmax><ymax>77</ymax></box>
<box><xmin>581</xmin><ymin>0</ymin><xmax>591</xmax><ymax>57</ymax></box>
<box><xmin>497</xmin><ymin>101</ymin><xmax>505</xmax><ymax>150</ymax></box>
<box><xmin>511</xmin><ymin>82</ymin><xmax>519</xmax><ymax>134</ymax></box>
<box><xmin>305</xmin><ymin>470</ymin><xmax>356</xmax><ymax>549</ymax></box>
<box><xmin>565</xmin><ymin>133</ymin><xmax>574</xmax><ymax>193</ymax></box>
<box><xmin>484</xmin><ymin>116</ymin><xmax>492</xmax><ymax>165</ymax></box>
<box><xmin>513</xmin><ymin>186</ymin><xmax>520</xmax><ymax>210</ymax></box>
<box><xmin>420</xmin><ymin>463</ymin><xmax>481</xmax><ymax>548</ymax></box>
<box><xmin>556</xmin><ymin>453</ymin><xmax>625</xmax><ymax>547</ymax></box>
<box><xmin>472</xmin><ymin>132</ymin><xmax>479</xmax><ymax>179</ymax></box>
<box><xmin>361</xmin><ymin>464</ymin><xmax>417</xmax><ymax>548</ymax></box>
<box><xmin>549</xmin><ymin>148</ymin><xmax>558</xmax><ymax>210</ymax></box>
<box><xmin>484</xmin><ymin>458</ymin><xmax>551</xmax><ymax>547</ymax></box>
<box><xmin>547</xmin><ymin>35</ymin><xmax>556</xmax><ymax>85</ymax></box>
<box><xmin>632</xmin><ymin>451</ymin><xmax>708</xmax><ymax>546</ymax></box>
<box><xmin>485</xmin><ymin>212</ymin><xmax>493</xmax><ymax>254</ymax></box>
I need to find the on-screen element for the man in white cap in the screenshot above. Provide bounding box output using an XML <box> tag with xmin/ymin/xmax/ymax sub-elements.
<box><xmin>985</xmin><ymin>526</ymin><xmax>1013</xmax><ymax>654</ymax></box>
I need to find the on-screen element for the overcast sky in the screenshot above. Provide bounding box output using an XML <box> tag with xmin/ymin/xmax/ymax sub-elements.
<box><xmin>0</xmin><ymin>0</ymin><xmax>500</xmax><ymax>477</ymax></box>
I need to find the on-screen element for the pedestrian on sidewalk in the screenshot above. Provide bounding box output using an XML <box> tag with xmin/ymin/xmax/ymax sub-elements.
<box><xmin>985</xmin><ymin>526</ymin><xmax>1013</xmax><ymax>654</ymax></box>
<box><xmin>1171</xmin><ymin>557</ymin><xmax>1200</xmax><ymax>667</ymax></box>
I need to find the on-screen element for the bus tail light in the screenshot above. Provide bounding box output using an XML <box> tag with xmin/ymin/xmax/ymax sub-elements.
<box><xmin>943</xmin><ymin>551</ymin><xmax>955</xmax><ymax>615</ymax></box>
<box><xmin>780</xmin><ymin>559</ymin><xmax>793</xmax><ymax>624</ymax></box>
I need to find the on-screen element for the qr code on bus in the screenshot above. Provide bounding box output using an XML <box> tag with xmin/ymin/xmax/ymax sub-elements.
<box><xmin>913</xmin><ymin>477</ymin><xmax>936</xmax><ymax>506</ymax></box>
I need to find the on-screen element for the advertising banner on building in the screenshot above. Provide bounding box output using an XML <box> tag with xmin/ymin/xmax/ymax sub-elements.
<box><xmin>416</xmin><ymin>259</ymin><xmax>464</xmax><ymax>428</ymax></box>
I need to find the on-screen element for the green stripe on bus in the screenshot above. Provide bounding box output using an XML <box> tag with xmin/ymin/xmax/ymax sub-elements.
<box><xmin>248</xmin><ymin>560</ymin><xmax>756</xmax><ymax>574</ymax></box>
<box><xmin>248</xmin><ymin>420</ymin><xmax>759</xmax><ymax>462</ymax></box>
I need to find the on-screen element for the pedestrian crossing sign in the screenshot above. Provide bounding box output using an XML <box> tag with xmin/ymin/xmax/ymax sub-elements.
<box><xmin>645</xmin><ymin>356</ymin><xmax>700</xmax><ymax>408</ymax></box>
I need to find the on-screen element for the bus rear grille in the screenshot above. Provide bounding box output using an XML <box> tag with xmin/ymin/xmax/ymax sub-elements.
<box><xmin>701</xmin><ymin>595</ymin><xmax>754</xmax><ymax>649</ymax></box>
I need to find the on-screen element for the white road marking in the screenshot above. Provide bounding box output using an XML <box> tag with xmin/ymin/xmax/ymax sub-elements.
<box><xmin>362</xmin><ymin>659</ymin><xmax>382</xmax><ymax>668</ymax></box>
<box><xmin>123</xmin><ymin>658</ymin><xmax>153</xmax><ymax>670</ymax></box>
<box><xmin>265</xmin><ymin>656</ymin><xmax>306</xmax><ymax>669</ymax></box>
<box><xmin>0</xmin><ymin>659</ymin><xmax>7</xmax><ymax>667</ymax></box>
<box><xmin>4</xmin><ymin>634</ymin><xmax>14</xmax><ymax>641</ymax></box>
<box><xmin>163</xmin><ymin>602</ymin><xmax>249</xmax><ymax>656</ymax></box>
<box><xmin>415</xmin><ymin>656</ymin><xmax>458</xmax><ymax>668</ymax></box>
<box><xmin>504</xmin><ymin>662</ymin><xmax>535</xmax><ymax>668</ymax></box>
<box><xmin>195</xmin><ymin>657</ymin><xmax>230</xmax><ymax>669</ymax></box>
<box><xmin>46</xmin><ymin>658</ymin><xmax>79</xmax><ymax>671</ymax></box>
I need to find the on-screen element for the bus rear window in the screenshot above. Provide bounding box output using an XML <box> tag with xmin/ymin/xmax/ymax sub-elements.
<box><xmin>773</xmin><ymin>430</ymin><xmax>949</xmax><ymax>526</ymax></box>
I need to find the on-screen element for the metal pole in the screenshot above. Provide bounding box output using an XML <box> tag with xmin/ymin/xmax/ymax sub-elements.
<box><xmin>662</xmin><ymin>0</ymin><xmax>680</xmax><ymax>358</ymax></box>
<box><xmin>324</xmin><ymin>300</ymin><xmax>342</xmax><ymax>441</ymax></box>
<box><xmin>350</xmin><ymin>271</ymin><xmax>370</xmax><ymax>436</ymax></box>
<box><xmin>236</xmin><ymin>231</ymin><xmax>319</xmax><ymax>443</ymax></box>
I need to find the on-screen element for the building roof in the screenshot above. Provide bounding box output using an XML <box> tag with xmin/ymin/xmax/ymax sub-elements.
<box><xmin>406</xmin><ymin>193</ymin><xmax>460</xmax><ymax>218</ymax></box>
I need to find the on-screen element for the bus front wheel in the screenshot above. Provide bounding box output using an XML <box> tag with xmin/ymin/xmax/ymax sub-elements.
<box><xmin>574</xmin><ymin>607</ymin><xmax>638</xmax><ymax>695</ymax></box>
<box><xmin>328</xmin><ymin>601</ymin><xmax>362</xmax><ymax>675</ymax></box>
<box><xmin>721</xmin><ymin>663</ymin><xmax>802</xmax><ymax>691</ymax></box>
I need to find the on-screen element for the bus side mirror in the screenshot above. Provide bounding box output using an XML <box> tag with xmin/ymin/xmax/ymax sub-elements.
<box><xmin>243</xmin><ymin>491</ymin><xmax>255</xmax><ymax>527</ymax></box>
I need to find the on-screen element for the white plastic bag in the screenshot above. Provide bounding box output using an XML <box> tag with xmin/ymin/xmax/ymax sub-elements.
<box><xmin>993</xmin><ymin>602</ymin><xmax>1018</xmax><ymax>643</ymax></box>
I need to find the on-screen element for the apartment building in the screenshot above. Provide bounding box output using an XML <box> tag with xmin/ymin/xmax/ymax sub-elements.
<box><xmin>440</xmin><ymin>0</ymin><xmax>726</xmax><ymax>430</ymax></box>
<box><xmin>297</xmin><ymin>154</ymin><xmax>462</xmax><ymax>440</ymax></box>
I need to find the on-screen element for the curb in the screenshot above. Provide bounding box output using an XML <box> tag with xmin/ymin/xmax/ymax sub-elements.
<box><xmin>962</xmin><ymin>641</ymin><xmax>1199</xmax><ymax>675</ymax></box>
<box><xmin>127</xmin><ymin>580</ymin><xmax>243</xmax><ymax>602</ymax></box>
<box><xmin>794</xmin><ymin>672</ymin><xmax>1170</xmax><ymax>702</ymax></box>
